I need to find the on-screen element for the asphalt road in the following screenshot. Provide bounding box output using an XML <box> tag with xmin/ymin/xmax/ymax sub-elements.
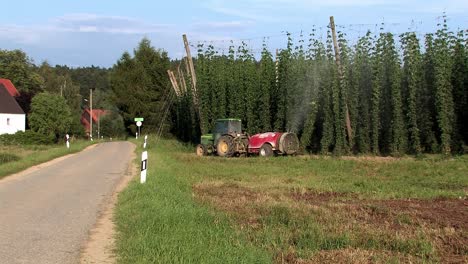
<box><xmin>0</xmin><ymin>142</ymin><xmax>135</xmax><ymax>264</ymax></box>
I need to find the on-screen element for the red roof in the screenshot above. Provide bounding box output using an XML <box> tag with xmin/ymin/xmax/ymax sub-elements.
<box><xmin>0</xmin><ymin>83</ymin><xmax>24</xmax><ymax>114</ymax></box>
<box><xmin>80</xmin><ymin>108</ymin><xmax>108</xmax><ymax>133</ymax></box>
<box><xmin>0</xmin><ymin>79</ymin><xmax>20</xmax><ymax>97</ymax></box>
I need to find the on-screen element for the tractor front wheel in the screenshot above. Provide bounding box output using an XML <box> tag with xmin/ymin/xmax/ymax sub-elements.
<box><xmin>217</xmin><ymin>135</ymin><xmax>234</xmax><ymax>157</ymax></box>
<box><xmin>196</xmin><ymin>144</ymin><xmax>207</xmax><ymax>156</ymax></box>
<box><xmin>259</xmin><ymin>144</ymin><xmax>273</xmax><ymax>157</ymax></box>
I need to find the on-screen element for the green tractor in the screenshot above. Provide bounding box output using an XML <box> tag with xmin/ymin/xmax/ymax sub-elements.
<box><xmin>196</xmin><ymin>118</ymin><xmax>249</xmax><ymax>157</ymax></box>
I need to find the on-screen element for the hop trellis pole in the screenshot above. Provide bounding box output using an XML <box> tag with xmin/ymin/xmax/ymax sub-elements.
<box><xmin>330</xmin><ymin>16</ymin><xmax>353</xmax><ymax>146</ymax></box>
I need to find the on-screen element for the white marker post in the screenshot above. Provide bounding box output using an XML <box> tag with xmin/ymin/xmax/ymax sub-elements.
<box><xmin>136</xmin><ymin>121</ymin><xmax>142</xmax><ymax>138</ymax></box>
<box><xmin>66</xmin><ymin>134</ymin><xmax>70</xmax><ymax>149</ymax></box>
<box><xmin>140</xmin><ymin>151</ymin><xmax>148</xmax><ymax>184</ymax></box>
<box><xmin>143</xmin><ymin>135</ymin><xmax>148</xmax><ymax>149</ymax></box>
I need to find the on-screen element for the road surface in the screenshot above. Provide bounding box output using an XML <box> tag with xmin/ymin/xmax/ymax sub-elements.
<box><xmin>0</xmin><ymin>142</ymin><xmax>135</xmax><ymax>264</ymax></box>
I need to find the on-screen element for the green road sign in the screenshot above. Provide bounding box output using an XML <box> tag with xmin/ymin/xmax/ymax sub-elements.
<box><xmin>134</xmin><ymin>117</ymin><xmax>144</xmax><ymax>122</ymax></box>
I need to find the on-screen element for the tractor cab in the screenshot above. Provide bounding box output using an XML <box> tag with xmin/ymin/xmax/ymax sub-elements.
<box><xmin>213</xmin><ymin>118</ymin><xmax>242</xmax><ymax>144</ymax></box>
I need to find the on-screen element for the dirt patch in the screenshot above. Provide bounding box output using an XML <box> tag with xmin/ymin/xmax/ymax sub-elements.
<box><xmin>375</xmin><ymin>198</ymin><xmax>468</xmax><ymax>230</ymax></box>
<box><xmin>291</xmin><ymin>189</ymin><xmax>467</xmax><ymax>230</ymax></box>
<box><xmin>293</xmin><ymin>191</ymin><xmax>468</xmax><ymax>262</ymax></box>
<box><xmin>80</xmin><ymin>144</ymin><xmax>137</xmax><ymax>264</ymax></box>
<box><xmin>291</xmin><ymin>188</ymin><xmax>357</xmax><ymax>204</ymax></box>
<box><xmin>300</xmin><ymin>248</ymin><xmax>417</xmax><ymax>264</ymax></box>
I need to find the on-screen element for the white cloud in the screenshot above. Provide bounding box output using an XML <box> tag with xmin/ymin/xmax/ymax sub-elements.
<box><xmin>79</xmin><ymin>26</ymin><xmax>98</xmax><ymax>33</ymax></box>
<box><xmin>191</xmin><ymin>20</ymin><xmax>254</xmax><ymax>32</ymax></box>
<box><xmin>205</xmin><ymin>0</ymin><xmax>468</xmax><ymax>21</ymax></box>
<box><xmin>53</xmin><ymin>13</ymin><xmax>172</xmax><ymax>34</ymax></box>
<box><xmin>0</xmin><ymin>13</ymin><xmax>173</xmax><ymax>45</ymax></box>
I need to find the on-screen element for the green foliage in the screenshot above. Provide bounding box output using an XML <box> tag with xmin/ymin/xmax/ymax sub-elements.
<box><xmin>353</xmin><ymin>32</ymin><xmax>374</xmax><ymax>153</ymax></box>
<box><xmin>170</xmin><ymin>20</ymin><xmax>466</xmax><ymax>156</ymax></box>
<box><xmin>0</xmin><ymin>153</ymin><xmax>21</xmax><ymax>164</ymax></box>
<box><xmin>37</xmin><ymin>62</ymin><xmax>83</xmax><ymax>115</ymax></box>
<box><xmin>433</xmin><ymin>17</ymin><xmax>455</xmax><ymax>155</ymax></box>
<box><xmin>28</xmin><ymin>93</ymin><xmax>73</xmax><ymax>140</ymax></box>
<box><xmin>451</xmin><ymin>30</ymin><xmax>468</xmax><ymax>152</ymax></box>
<box><xmin>401</xmin><ymin>32</ymin><xmax>423</xmax><ymax>154</ymax></box>
<box><xmin>258</xmin><ymin>40</ymin><xmax>274</xmax><ymax>131</ymax></box>
<box><xmin>110</xmin><ymin>38</ymin><xmax>171</xmax><ymax>133</ymax></box>
<box><xmin>100</xmin><ymin>111</ymin><xmax>126</xmax><ymax>138</ymax></box>
<box><xmin>0</xmin><ymin>152</ymin><xmax>21</xmax><ymax>164</ymax></box>
<box><xmin>0</xmin><ymin>49</ymin><xmax>44</xmax><ymax>93</ymax></box>
<box><xmin>0</xmin><ymin>130</ymin><xmax>55</xmax><ymax>145</ymax></box>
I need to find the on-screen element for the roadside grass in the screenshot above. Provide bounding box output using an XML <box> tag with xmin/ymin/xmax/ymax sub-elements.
<box><xmin>0</xmin><ymin>140</ymin><xmax>95</xmax><ymax>179</ymax></box>
<box><xmin>116</xmin><ymin>138</ymin><xmax>468</xmax><ymax>263</ymax></box>
<box><xmin>114</xmin><ymin>139</ymin><xmax>270</xmax><ymax>263</ymax></box>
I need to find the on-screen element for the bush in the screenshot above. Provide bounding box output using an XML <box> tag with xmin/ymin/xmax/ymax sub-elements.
<box><xmin>0</xmin><ymin>153</ymin><xmax>21</xmax><ymax>163</ymax></box>
<box><xmin>0</xmin><ymin>130</ymin><xmax>55</xmax><ymax>145</ymax></box>
<box><xmin>100</xmin><ymin>111</ymin><xmax>126</xmax><ymax>138</ymax></box>
<box><xmin>28</xmin><ymin>92</ymin><xmax>72</xmax><ymax>140</ymax></box>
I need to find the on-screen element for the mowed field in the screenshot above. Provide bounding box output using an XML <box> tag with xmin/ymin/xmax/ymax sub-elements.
<box><xmin>115</xmin><ymin>139</ymin><xmax>467</xmax><ymax>263</ymax></box>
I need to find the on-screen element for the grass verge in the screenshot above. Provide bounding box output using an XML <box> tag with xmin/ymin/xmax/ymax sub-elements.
<box><xmin>115</xmin><ymin>138</ymin><xmax>467</xmax><ymax>263</ymax></box>
<box><xmin>0</xmin><ymin>140</ymin><xmax>95</xmax><ymax>179</ymax></box>
<box><xmin>115</xmin><ymin>139</ymin><xmax>270</xmax><ymax>263</ymax></box>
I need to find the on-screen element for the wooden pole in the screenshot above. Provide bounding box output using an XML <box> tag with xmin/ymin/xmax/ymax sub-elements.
<box><xmin>90</xmin><ymin>88</ymin><xmax>93</xmax><ymax>140</ymax></box>
<box><xmin>170</xmin><ymin>71</ymin><xmax>181</xmax><ymax>96</ymax></box>
<box><xmin>182</xmin><ymin>34</ymin><xmax>205</xmax><ymax>134</ymax></box>
<box><xmin>167</xmin><ymin>70</ymin><xmax>180</xmax><ymax>96</ymax></box>
<box><xmin>184</xmin><ymin>57</ymin><xmax>190</xmax><ymax>80</ymax></box>
<box><xmin>182</xmin><ymin>34</ymin><xmax>197</xmax><ymax>92</ymax></box>
<box><xmin>275</xmin><ymin>49</ymin><xmax>279</xmax><ymax>85</ymax></box>
<box><xmin>177</xmin><ymin>64</ymin><xmax>187</xmax><ymax>94</ymax></box>
<box><xmin>330</xmin><ymin>16</ymin><xmax>353</xmax><ymax>144</ymax></box>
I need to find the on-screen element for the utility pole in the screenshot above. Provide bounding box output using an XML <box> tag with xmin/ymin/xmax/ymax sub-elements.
<box><xmin>60</xmin><ymin>79</ymin><xmax>66</xmax><ymax>97</ymax></box>
<box><xmin>330</xmin><ymin>16</ymin><xmax>353</xmax><ymax>144</ymax></box>
<box><xmin>97</xmin><ymin>112</ymin><xmax>100</xmax><ymax>140</ymax></box>
<box><xmin>90</xmin><ymin>89</ymin><xmax>93</xmax><ymax>141</ymax></box>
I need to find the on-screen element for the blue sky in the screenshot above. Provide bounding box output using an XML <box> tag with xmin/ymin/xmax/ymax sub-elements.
<box><xmin>0</xmin><ymin>0</ymin><xmax>466</xmax><ymax>67</ymax></box>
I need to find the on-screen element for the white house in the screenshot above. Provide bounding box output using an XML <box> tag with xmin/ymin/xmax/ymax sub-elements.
<box><xmin>0</xmin><ymin>80</ymin><xmax>25</xmax><ymax>135</ymax></box>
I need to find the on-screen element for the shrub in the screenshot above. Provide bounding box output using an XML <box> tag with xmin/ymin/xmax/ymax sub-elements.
<box><xmin>0</xmin><ymin>130</ymin><xmax>55</xmax><ymax>145</ymax></box>
<box><xmin>0</xmin><ymin>153</ymin><xmax>21</xmax><ymax>163</ymax></box>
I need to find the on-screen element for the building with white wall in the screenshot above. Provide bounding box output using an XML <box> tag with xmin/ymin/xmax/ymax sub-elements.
<box><xmin>0</xmin><ymin>81</ymin><xmax>25</xmax><ymax>135</ymax></box>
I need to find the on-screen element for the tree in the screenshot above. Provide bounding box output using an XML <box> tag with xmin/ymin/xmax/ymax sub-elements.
<box><xmin>28</xmin><ymin>93</ymin><xmax>73</xmax><ymax>140</ymax></box>
<box><xmin>0</xmin><ymin>49</ymin><xmax>43</xmax><ymax>93</ymax></box>
<box><xmin>0</xmin><ymin>49</ymin><xmax>44</xmax><ymax>114</ymax></box>
<box><xmin>110</xmin><ymin>38</ymin><xmax>171</xmax><ymax>134</ymax></box>
<box><xmin>100</xmin><ymin>111</ymin><xmax>126</xmax><ymax>138</ymax></box>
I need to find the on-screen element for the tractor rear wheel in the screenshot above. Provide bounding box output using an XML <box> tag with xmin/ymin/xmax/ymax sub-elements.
<box><xmin>196</xmin><ymin>144</ymin><xmax>207</xmax><ymax>156</ymax></box>
<box><xmin>217</xmin><ymin>135</ymin><xmax>234</xmax><ymax>157</ymax></box>
<box><xmin>259</xmin><ymin>144</ymin><xmax>273</xmax><ymax>157</ymax></box>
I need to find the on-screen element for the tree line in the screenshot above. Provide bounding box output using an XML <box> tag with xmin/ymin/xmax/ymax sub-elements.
<box><xmin>0</xmin><ymin>49</ymin><xmax>123</xmax><ymax>141</ymax></box>
<box><xmin>1</xmin><ymin>38</ymin><xmax>172</xmax><ymax>141</ymax></box>
<box><xmin>172</xmin><ymin>19</ymin><xmax>467</xmax><ymax>155</ymax></box>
